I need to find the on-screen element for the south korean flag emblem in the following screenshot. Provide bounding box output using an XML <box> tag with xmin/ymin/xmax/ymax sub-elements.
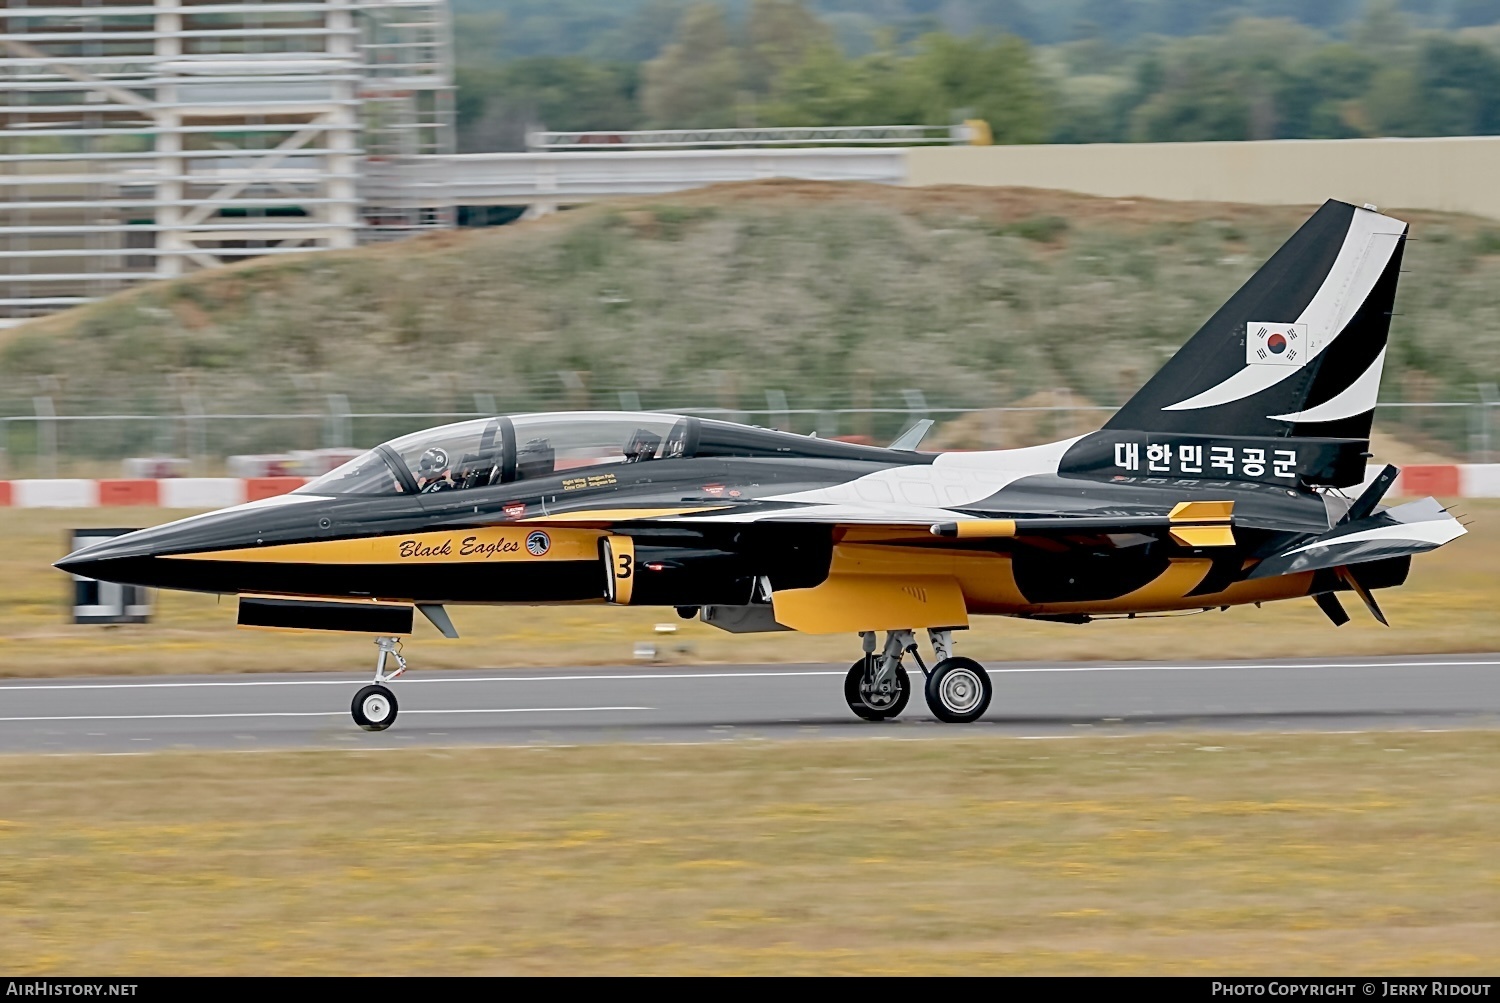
<box><xmin>1246</xmin><ymin>322</ymin><xmax>1309</xmax><ymax>367</ymax></box>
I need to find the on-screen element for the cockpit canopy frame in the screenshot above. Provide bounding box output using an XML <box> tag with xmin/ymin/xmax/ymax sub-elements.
<box><xmin>297</xmin><ymin>411</ymin><xmax>921</xmax><ymax>497</ymax></box>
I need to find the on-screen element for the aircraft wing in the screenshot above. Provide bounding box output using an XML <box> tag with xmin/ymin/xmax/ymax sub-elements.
<box><xmin>515</xmin><ymin>498</ymin><xmax>1242</xmax><ymax>551</ymax></box>
<box><xmin>653</xmin><ymin>499</ymin><xmax>1239</xmax><ymax>548</ymax></box>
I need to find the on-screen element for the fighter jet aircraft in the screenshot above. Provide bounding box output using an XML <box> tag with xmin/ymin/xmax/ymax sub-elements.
<box><xmin>58</xmin><ymin>199</ymin><xmax>1467</xmax><ymax>731</ymax></box>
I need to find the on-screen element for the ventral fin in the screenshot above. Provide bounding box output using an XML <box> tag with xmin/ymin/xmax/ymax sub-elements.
<box><xmin>1335</xmin><ymin>567</ymin><xmax>1389</xmax><ymax>626</ymax></box>
<box><xmin>1313</xmin><ymin>591</ymin><xmax>1350</xmax><ymax>627</ymax></box>
<box><xmin>417</xmin><ymin>603</ymin><xmax>460</xmax><ymax>638</ymax></box>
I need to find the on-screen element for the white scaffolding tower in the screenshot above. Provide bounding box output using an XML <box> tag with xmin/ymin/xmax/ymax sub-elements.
<box><xmin>0</xmin><ymin>0</ymin><xmax>453</xmax><ymax>325</ymax></box>
<box><xmin>358</xmin><ymin>0</ymin><xmax>455</xmax><ymax>238</ymax></box>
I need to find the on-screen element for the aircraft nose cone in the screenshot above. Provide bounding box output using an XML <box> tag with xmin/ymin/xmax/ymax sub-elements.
<box><xmin>54</xmin><ymin>552</ymin><xmax>95</xmax><ymax>575</ymax></box>
<box><xmin>54</xmin><ymin>530</ymin><xmax>165</xmax><ymax>584</ymax></box>
<box><xmin>57</xmin><ymin>539</ymin><xmax>113</xmax><ymax>576</ymax></box>
<box><xmin>58</xmin><ymin>536</ymin><xmax>130</xmax><ymax>567</ymax></box>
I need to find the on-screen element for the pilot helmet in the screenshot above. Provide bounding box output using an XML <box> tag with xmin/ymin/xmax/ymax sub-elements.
<box><xmin>417</xmin><ymin>446</ymin><xmax>449</xmax><ymax>478</ymax></box>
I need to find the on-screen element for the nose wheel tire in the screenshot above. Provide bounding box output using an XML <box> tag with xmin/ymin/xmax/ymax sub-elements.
<box><xmin>352</xmin><ymin>684</ymin><xmax>399</xmax><ymax>732</ymax></box>
<box><xmin>844</xmin><ymin>657</ymin><xmax>911</xmax><ymax>721</ymax></box>
<box><xmin>924</xmin><ymin>657</ymin><xmax>991</xmax><ymax>723</ymax></box>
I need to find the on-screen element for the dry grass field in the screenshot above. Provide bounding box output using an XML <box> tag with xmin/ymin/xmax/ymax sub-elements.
<box><xmin>1</xmin><ymin>732</ymin><xmax>1497</xmax><ymax>975</ymax></box>
<box><xmin>0</xmin><ymin>500</ymin><xmax>1493</xmax><ymax>678</ymax></box>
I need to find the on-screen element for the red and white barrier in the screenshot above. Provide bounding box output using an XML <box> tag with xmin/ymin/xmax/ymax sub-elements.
<box><xmin>1458</xmin><ymin>464</ymin><xmax>1500</xmax><ymax>498</ymax></box>
<box><xmin>10</xmin><ymin>479</ymin><xmax>100</xmax><ymax>508</ymax></box>
<box><xmin>158</xmin><ymin>478</ymin><xmax>250</xmax><ymax>509</ymax></box>
<box><xmin>2</xmin><ymin>466</ymin><xmax>1499</xmax><ymax>508</ymax></box>
<box><xmin>0</xmin><ymin>477</ymin><xmax>307</xmax><ymax>508</ymax></box>
<box><xmin>1384</xmin><ymin>464</ymin><xmax>1500</xmax><ymax>498</ymax></box>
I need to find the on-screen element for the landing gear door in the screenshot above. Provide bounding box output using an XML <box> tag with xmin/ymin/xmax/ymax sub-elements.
<box><xmin>601</xmin><ymin>535</ymin><xmax>635</xmax><ymax>604</ymax></box>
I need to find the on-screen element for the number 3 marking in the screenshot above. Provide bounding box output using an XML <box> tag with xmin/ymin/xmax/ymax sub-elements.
<box><xmin>616</xmin><ymin>554</ymin><xmax>633</xmax><ymax>579</ymax></box>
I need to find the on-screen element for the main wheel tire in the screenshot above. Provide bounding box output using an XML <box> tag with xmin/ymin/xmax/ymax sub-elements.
<box><xmin>924</xmin><ymin>657</ymin><xmax>991</xmax><ymax>723</ymax></box>
<box><xmin>352</xmin><ymin>684</ymin><xmax>399</xmax><ymax>732</ymax></box>
<box><xmin>844</xmin><ymin>656</ymin><xmax>911</xmax><ymax>721</ymax></box>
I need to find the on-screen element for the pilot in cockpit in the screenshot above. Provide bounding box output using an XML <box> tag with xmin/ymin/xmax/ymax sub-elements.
<box><xmin>416</xmin><ymin>446</ymin><xmax>458</xmax><ymax>493</ymax></box>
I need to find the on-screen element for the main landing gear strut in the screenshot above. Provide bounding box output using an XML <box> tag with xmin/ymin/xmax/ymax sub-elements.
<box><xmin>351</xmin><ymin>636</ymin><xmax>406</xmax><ymax>731</ymax></box>
<box><xmin>843</xmin><ymin>628</ymin><xmax>992</xmax><ymax>724</ymax></box>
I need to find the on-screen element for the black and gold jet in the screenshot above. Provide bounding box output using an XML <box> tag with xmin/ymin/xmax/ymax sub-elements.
<box><xmin>58</xmin><ymin>200</ymin><xmax>1467</xmax><ymax>731</ymax></box>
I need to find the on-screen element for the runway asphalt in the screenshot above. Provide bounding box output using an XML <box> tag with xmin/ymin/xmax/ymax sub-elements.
<box><xmin>2</xmin><ymin>653</ymin><xmax>1499</xmax><ymax>754</ymax></box>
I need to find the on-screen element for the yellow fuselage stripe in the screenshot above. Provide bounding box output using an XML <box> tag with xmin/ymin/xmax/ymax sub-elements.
<box><xmin>165</xmin><ymin>526</ymin><xmax>604</xmax><ymax>563</ymax></box>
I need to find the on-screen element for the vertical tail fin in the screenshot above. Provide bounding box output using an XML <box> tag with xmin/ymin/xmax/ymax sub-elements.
<box><xmin>1106</xmin><ymin>200</ymin><xmax>1407</xmax><ymax>441</ymax></box>
<box><xmin>1059</xmin><ymin>201</ymin><xmax>1407</xmax><ymax>489</ymax></box>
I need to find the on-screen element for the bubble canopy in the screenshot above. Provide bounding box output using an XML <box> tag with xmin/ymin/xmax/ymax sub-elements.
<box><xmin>298</xmin><ymin>412</ymin><xmax>692</xmax><ymax>496</ymax></box>
<box><xmin>297</xmin><ymin>411</ymin><xmax>916</xmax><ymax>496</ymax></box>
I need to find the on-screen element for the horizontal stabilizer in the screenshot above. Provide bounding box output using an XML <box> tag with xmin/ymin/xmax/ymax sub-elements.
<box><xmin>1249</xmin><ymin>497</ymin><xmax>1465</xmax><ymax>579</ymax></box>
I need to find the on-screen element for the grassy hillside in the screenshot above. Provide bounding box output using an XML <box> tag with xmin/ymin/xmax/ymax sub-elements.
<box><xmin>3</xmin><ymin>182</ymin><xmax>1498</xmax><ymax>456</ymax></box>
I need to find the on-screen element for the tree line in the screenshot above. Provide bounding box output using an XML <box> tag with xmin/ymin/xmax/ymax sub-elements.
<box><xmin>453</xmin><ymin>0</ymin><xmax>1500</xmax><ymax>150</ymax></box>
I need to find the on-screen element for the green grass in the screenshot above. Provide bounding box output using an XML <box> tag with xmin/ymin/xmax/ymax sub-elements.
<box><xmin>1</xmin><ymin>183</ymin><xmax>1496</xmax><ymax>467</ymax></box>
<box><xmin>1</xmin><ymin>732</ymin><xmax>1497</xmax><ymax>974</ymax></box>
<box><xmin>0</xmin><ymin>501</ymin><xmax>1493</xmax><ymax>677</ymax></box>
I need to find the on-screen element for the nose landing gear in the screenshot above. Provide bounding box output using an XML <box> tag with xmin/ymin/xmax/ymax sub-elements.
<box><xmin>352</xmin><ymin>684</ymin><xmax>398</xmax><ymax>731</ymax></box>
<box><xmin>351</xmin><ymin>636</ymin><xmax>406</xmax><ymax>731</ymax></box>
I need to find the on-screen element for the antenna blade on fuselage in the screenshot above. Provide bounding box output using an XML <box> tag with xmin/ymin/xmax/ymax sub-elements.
<box><xmin>889</xmin><ymin>419</ymin><xmax>935</xmax><ymax>451</ymax></box>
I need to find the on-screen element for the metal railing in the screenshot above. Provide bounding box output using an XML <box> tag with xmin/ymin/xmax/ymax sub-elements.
<box><xmin>526</xmin><ymin>125</ymin><xmax>968</xmax><ymax>151</ymax></box>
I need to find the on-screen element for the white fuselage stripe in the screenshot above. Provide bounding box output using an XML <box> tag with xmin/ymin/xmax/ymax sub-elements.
<box><xmin>751</xmin><ymin>436</ymin><xmax>1079</xmax><ymax>513</ymax></box>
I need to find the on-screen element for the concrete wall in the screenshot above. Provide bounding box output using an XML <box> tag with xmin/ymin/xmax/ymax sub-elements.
<box><xmin>907</xmin><ymin>137</ymin><xmax>1500</xmax><ymax>220</ymax></box>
